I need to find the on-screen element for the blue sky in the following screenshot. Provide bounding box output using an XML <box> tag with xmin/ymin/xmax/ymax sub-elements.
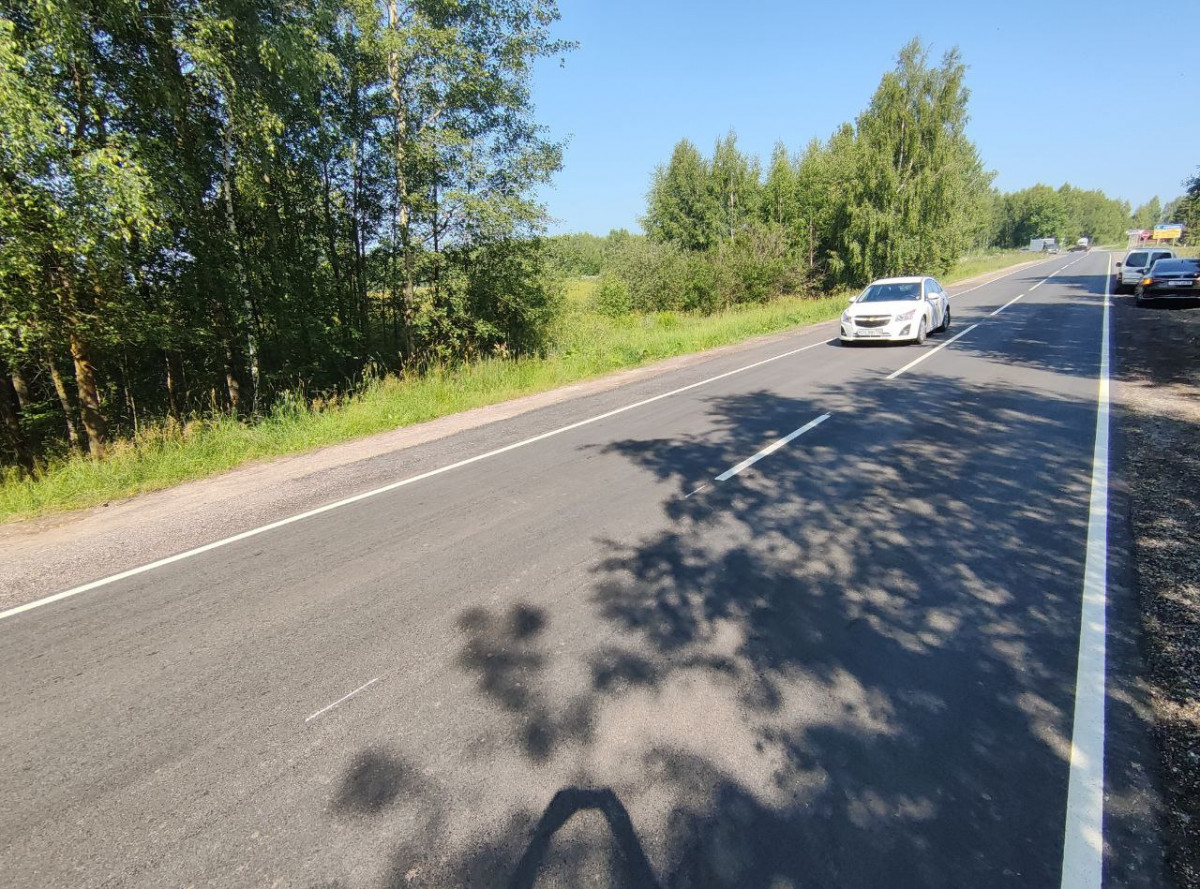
<box><xmin>530</xmin><ymin>0</ymin><xmax>1199</xmax><ymax>235</ymax></box>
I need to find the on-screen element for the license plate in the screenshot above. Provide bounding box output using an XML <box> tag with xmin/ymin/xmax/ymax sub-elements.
<box><xmin>856</xmin><ymin>330</ymin><xmax>886</xmax><ymax>337</ymax></box>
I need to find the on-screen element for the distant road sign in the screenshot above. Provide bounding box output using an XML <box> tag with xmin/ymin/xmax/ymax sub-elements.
<box><xmin>1152</xmin><ymin>223</ymin><xmax>1183</xmax><ymax>240</ymax></box>
<box><xmin>1126</xmin><ymin>229</ymin><xmax>1143</xmax><ymax>236</ymax></box>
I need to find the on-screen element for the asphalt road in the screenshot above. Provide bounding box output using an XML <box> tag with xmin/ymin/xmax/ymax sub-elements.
<box><xmin>0</xmin><ymin>252</ymin><xmax>1166</xmax><ymax>888</ymax></box>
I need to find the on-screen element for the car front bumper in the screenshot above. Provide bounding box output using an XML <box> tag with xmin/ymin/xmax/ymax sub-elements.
<box><xmin>840</xmin><ymin>318</ymin><xmax>918</xmax><ymax>342</ymax></box>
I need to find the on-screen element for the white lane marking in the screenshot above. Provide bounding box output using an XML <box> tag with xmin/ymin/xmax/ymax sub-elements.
<box><xmin>947</xmin><ymin>255</ymin><xmax>1062</xmax><ymax>299</ymax></box>
<box><xmin>990</xmin><ymin>294</ymin><xmax>1025</xmax><ymax>316</ymax></box>
<box><xmin>1031</xmin><ymin>255</ymin><xmax>1087</xmax><ymax>291</ymax></box>
<box><xmin>885</xmin><ymin>324</ymin><xmax>979</xmax><ymax>380</ymax></box>
<box><xmin>683</xmin><ymin>483</ymin><xmax>710</xmax><ymax>499</ymax></box>
<box><xmin>1</xmin><ymin>336</ymin><xmax>839</xmax><ymax>622</ymax></box>
<box><xmin>0</xmin><ymin>256</ymin><xmax>1086</xmax><ymax>622</ymax></box>
<box><xmin>1059</xmin><ymin>253</ymin><xmax>1111</xmax><ymax>889</ymax></box>
<box><xmin>889</xmin><ymin>255</ymin><xmax>1089</xmax><ymax>381</ymax></box>
<box><xmin>715</xmin><ymin>414</ymin><xmax>831</xmax><ymax>482</ymax></box>
<box><xmin>306</xmin><ymin>676</ymin><xmax>382</xmax><ymax>723</ymax></box>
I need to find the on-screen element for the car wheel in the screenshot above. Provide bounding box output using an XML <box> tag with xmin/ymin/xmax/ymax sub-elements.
<box><xmin>1134</xmin><ymin>288</ymin><xmax>1143</xmax><ymax>306</ymax></box>
<box><xmin>939</xmin><ymin>306</ymin><xmax>951</xmax><ymax>333</ymax></box>
<box><xmin>914</xmin><ymin>319</ymin><xmax>927</xmax><ymax>345</ymax></box>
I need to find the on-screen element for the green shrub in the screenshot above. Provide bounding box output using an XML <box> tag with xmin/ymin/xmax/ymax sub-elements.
<box><xmin>590</xmin><ymin>274</ymin><xmax>633</xmax><ymax>316</ymax></box>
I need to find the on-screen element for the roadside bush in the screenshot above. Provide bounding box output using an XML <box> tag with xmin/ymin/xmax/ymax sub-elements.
<box><xmin>680</xmin><ymin>253</ymin><xmax>722</xmax><ymax>313</ymax></box>
<box><xmin>610</xmin><ymin>237</ymin><xmax>690</xmax><ymax>313</ymax></box>
<box><xmin>590</xmin><ymin>274</ymin><xmax>633</xmax><ymax>316</ymax></box>
<box><xmin>713</xmin><ymin>223</ymin><xmax>801</xmax><ymax>305</ymax></box>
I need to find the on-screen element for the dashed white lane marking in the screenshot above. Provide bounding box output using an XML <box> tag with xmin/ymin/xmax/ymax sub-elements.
<box><xmin>990</xmin><ymin>294</ymin><xmax>1025</xmax><ymax>316</ymax></box>
<box><xmin>305</xmin><ymin>676</ymin><xmax>382</xmax><ymax>723</ymax></box>
<box><xmin>1059</xmin><ymin>253</ymin><xmax>1111</xmax><ymax>889</ymax></box>
<box><xmin>889</xmin><ymin>254</ymin><xmax>1089</xmax><ymax>381</ymax></box>
<box><xmin>683</xmin><ymin>483</ymin><xmax>711</xmax><ymax>499</ymax></box>
<box><xmin>715</xmin><ymin>414</ymin><xmax>831</xmax><ymax>482</ymax></box>
<box><xmin>947</xmin><ymin>254</ymin><xmax>1062</xmax><ymax>299</ymax></box>
<box><xmin>886</xmin><ymin>324</ymin><xmax>980</xmax><ymax>380</ymax></box>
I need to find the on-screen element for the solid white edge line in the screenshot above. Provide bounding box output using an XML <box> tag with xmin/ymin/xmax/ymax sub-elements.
<box><xmin>1059</xmin><ymin>253</ymin><xmax>1110</xmax><ymax>889</ymax></box>
<box><xmin>715</xmin><ymin>413</ymin><xmax>831</xmax><ymax>482</ymax></box>
<box><xmin>885</xmin><ymin>324</ymin><xmax>979</xmax><ymax>381</ymax></box>
<box><xmin>305</xmin><ymin>676</ymin><xmax>382</xmax><ymax>723</ymax></box>
<box><xmin>990</xmin><ymin>294</ymin><xmax>1025</xmax><ymax>316</ymax></box>
<box><xmin>1</xmin><ymin>336</ymin><xmax>838</xmax><ymax>622</ymax></box>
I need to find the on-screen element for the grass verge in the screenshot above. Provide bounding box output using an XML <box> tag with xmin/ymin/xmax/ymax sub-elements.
<box><xmin>0</xmin><ymin>250</ymin><xmax>1036</xmax><ymax>521</ymax></box>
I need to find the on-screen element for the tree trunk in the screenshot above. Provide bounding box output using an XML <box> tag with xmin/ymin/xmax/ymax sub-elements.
<box><xmin>0</xmin><ymin>362</ymin><xmax>35</xmax><ymax>475</ymax></box>
<box><xmin>387</xmin><ymin>0</ymin><xmax>415</xmax><ymax>362</ymax></box>
<box><xmin>351</xmin><ymin>130</ymin><xmax>370</xmax><ymax>363</ymax></box>
<box><xmin>47</xmin><ymin>350</ymin><xmax>82</xmax><ymax>451</ymax></box>
<box><xmin>10</xmin><ymin>366</ymin><xmax>30</xmax><ymax>410</ymax></box>
<box><xmin>221</xmin><ymin>120</ymin><xmax>259</xmax><ymax>414</ymax></box>
<box><xmin>212</xmin><ymin>301</ymin><xmax>241</xmax><ymax>415</ymax></box>
<box><xmin>69</xmin><ymin>330</ymin><xmax>106</xmax><ymax>458</ymax></box>
<box><xmin>163</xmin><ymin>350</ymin><xmax>180</xmax><ymax>421</ymax></box>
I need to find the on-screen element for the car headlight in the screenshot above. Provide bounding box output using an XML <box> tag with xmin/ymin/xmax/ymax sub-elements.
<box><xmin>894</xmin><ymin>309</ymin><xmax>917</xmax><ymax>321</ymax></box>
<box><xmin>841</xmin><ymin>311</ymin><xmax>852</xmax><ymax>323</ymax></box>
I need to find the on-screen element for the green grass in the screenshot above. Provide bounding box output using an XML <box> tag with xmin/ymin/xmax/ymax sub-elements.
<box><xmin>949</xmin><ymin>248</ymin><xmax>1049</xmax><ymax>279</ymax></box>
<box><xmin>0</xmin><ymin>250</ymin><xmax>1039</xmax><ymax>522</ymax></box>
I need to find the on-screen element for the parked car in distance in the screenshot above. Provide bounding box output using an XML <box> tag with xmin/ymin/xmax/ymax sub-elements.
<box><xmin>1133</xmin><ymin>258</ymin><xmax>1200</xmax><ymax>305</ymax></box>
<box><xmin>1115</xmin><ymin>247</ymin><xmax>1175</xmax><ymax>294</ymax></box>
<box><xmin>840</xmin><ymin>276</ymin><xmax>950</xmax><ymax>345</ymax></box>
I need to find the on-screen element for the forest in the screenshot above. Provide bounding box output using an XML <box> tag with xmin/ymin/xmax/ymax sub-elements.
<box><xmin>0</xmin><ymin>10</ymin><xmax>1190</xmax><ymax>489</ymax></box>
<box><xmin>0</xmin><ymin>0</ymin><xmax>569</xmax><ymax>474</ymax></box>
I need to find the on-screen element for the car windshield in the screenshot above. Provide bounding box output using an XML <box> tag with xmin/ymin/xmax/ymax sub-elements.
<box><xmin>1126</xmin><ymin>252</ymin><xmax>1148</xmax><ymax>266</ymax></box>
<box><xmin>1153</xmin><ymin>259</ymin><xmax>1199</xmax><ymax>274</ymax></box>
<box><xmin>858</xmin><ymin>282</ymin><xmax>922</xmax><ymax>302</ymax></box>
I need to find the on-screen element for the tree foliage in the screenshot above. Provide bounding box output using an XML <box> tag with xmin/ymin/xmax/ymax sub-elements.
<box><xmin>830</xmin><ymin>40</ymin><xmax>992</xmax><ymax>282</ymax></box>
<box><xmin>0</xmin><ymin>0</ymin><xmax>569</xmax><ymax>471</ymax></box>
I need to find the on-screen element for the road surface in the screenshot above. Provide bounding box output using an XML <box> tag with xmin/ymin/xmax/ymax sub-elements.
<box><xmin>0</xmin><ymin>252</ymin><xmax>1165</xmax><ymax>888</ymax></box>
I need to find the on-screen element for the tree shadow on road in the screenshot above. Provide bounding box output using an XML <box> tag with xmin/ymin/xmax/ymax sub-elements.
<box><xmin>323</xmin><ymin>289</ymin><xmax>1162</xmax><ymax>887</ymax></box>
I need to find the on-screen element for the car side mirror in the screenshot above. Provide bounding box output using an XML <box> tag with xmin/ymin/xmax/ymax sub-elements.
<box><xmin>848</xmin><ymin>296</ymin><xmax>856</xmax><ymax>304</ymax></box>
<box><xmin>1115</xmin><ymin>262</ymin><xmax>1122</xmax><ymax>267</ymax></box>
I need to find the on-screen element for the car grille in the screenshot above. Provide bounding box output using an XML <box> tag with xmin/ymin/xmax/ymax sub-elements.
<box><xmin>855</xmin><ymin>316</ymin><xmax>890</xmax><ymax>329</ymax></box>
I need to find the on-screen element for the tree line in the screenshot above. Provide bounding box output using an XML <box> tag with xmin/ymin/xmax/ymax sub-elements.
<box><xmin>631</xmin><ymin>40</ymin><xmax>994</xmax><ymax>304</ymax></box>
<box><xmin>0</xmin><ymin>0</ymin><xmax>568</xmax><ymax>473</ymax></box>
<box><xmin>561</xmin><ymin>38</ymin><xmax>1188</xmax><ymax>317</ymax></box>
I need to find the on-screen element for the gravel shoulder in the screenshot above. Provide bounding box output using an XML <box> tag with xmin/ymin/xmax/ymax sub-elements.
<box><xmin>1114</xmin><ymin>292</ymin><xmax>1200</xmax><ymax>889</ymax></box>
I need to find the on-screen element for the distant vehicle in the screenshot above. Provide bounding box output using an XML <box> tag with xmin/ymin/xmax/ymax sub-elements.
<box><xmin>1115</xmin><ymin>248</ymin><xmax>1176</xmax><ymax>294</ymax></box>
<box><xmin>1069</xmin><ymin>237</ymin><xmax>1090</xmax><ymax>252</ymax></box>
<box><xmin>1029</xmin><ymin>237</ymin><xmax>1059</xmax><ymax>253</ymax></box>
<box><xmin>1133</xmin><ymin>258</ymin><xmax>1200</xmax><ymax>305</ymax></box>
<box><xmin>840</xmin><ymin>276</ymin><xmax>950</xmax><ymax>345</ymax></box>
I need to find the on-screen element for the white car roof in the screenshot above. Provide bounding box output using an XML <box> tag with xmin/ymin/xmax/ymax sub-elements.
<box><xmin>868</xmin><ymin>276</ymin><xmax>927</xmax><ymax>285</ymax></box>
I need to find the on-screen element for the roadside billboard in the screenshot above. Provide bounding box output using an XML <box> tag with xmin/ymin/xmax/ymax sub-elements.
<box><xmin>1152</xmin><ymin>223</ymin><xmax>1183</xmax><ymax>240</ymax></box>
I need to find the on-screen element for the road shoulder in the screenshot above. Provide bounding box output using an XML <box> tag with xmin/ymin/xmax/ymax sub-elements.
<box><xmin>1113</xmin><ymin>292</ymin><xmax>1200</xmax><ymax>888</ymax></box>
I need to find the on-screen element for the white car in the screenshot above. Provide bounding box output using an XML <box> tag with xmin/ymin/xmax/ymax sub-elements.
<box><xmin>840</xmin><ymin>276</ymin><xmax>950</xmax><ymax>345</ymax></box>
<box><xmin>1114</xmin><ymin>248</ymin><xmax>1175</xmax><ymax>294</ymax></box>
